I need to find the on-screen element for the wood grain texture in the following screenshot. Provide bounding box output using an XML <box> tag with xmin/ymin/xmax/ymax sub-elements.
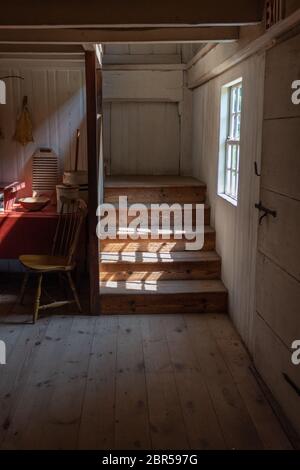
<box><xmin>254</xmin><ymin>313</ymin><xmax>300</xmax><ymax>438</ymax></box>
<box><xmin>256</xmin><ymin>252</ymin><xmax>300</xmax><ymax>350</ymax></box>
<box><xmin>264</xmin><ymin>32</ymin><xmax>300</xmax><ymax>120</ymax></box>
<box><xmin>258</xmin><ymin>189</ymin><xmax>300</xmax><ymax>282</ymax></box>
<box><xmin>254</xmin><ymin>30</ymin><xmax>300</xmax><ymax>441</ymax></box>
<box><xmin>100</xmin><ymin>251</ymin><xmax>221</xmax><ymax>281</ymax></box>
<box><xmin>0</xmin><ymin>283</ymin><xmax>291</xmax><ymax>451</ymax></box>
<box><xmin>85</xmin><ymin>50</ymin><xmax>100</xmax><ymax>314</ymax></box>
<box><xmin>204</xmin><ymin>314</ymin><xmax>293</xmax><ymax>450</ymax></box>
<box><xmin>105</xmin><ymin>185</ymin><xmax>206</xmax><ymax>204</ymax></box>
<box><xmin>105</xmin><ymin>175</ymin><xmax>206</xmax><ymax>188</ymax></box>
<box><xmin>102</xmin><ymin>204</ymin><xmax>211</xmax><ymax>226</ymax></box>
<box><xmin>261</xmin><ymin>118</ymin><xmax>300</xmax><ymax>201</ymax></box>
<box><xmin>0</xmin><ymin>60</ymin><xmax>87</xmax><ymax>193</ymax></box>
<box><xmin>78</xmin><ymin>316</ymin><xmax>118</xmax><ymax>449</ymax></box>
<box><xmin>103</xmin><ymin>70</ymin><xmax>183</xmax><ymax>103</ymax></box>
<box><xmin>191</xmin><ymin>53</ymin><xmax>265</xmax><ymax>352</ymax></box>
<box><xmin>99</xmin><ymin>280</ymin><xmax>228</xmax><ymax>315</ymax></box>
<box><xmin>184</xmin><ymin>314</ymin><xmax>264</xmax><ymax>449</ymax></box>
<box><xmin>160</xmin><ymin>315</ymin><xmax>226</xmax><ymax>449</ymax></box>
<box><xmin>0</xmin><ymin>26</ymin><xmax>240</xmax><ymax>45</ymax></box>
<box><xmin>0</xmin><ymin>0</ymin><xmax>264</xmax><ymax>26</ymax></box>
<box><xmin>100</xmin><ymin>230</ymin><xmax>215</xmax><ymax>253</ymax></box>
<box><xmin>109</xmin><ymin>102</ymin><xmax>180</xmax><ymax>175</ymax></box>
<box><xmin>140</xmin><ymin>315</ymin><xmax>190</xmax><ymax>450</ymax></box>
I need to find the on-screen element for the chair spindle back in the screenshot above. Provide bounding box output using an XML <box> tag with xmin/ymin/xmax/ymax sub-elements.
<box><xmin>52</xmin><ymin>197</ymin><xmax>87</xmax><ymax>265</ymax></box>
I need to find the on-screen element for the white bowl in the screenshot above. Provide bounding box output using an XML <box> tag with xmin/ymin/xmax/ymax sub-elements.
<box><xmin>19</xmin><ymin>196</ymin><xmax>50</xmax><ymax>212</ymax></box>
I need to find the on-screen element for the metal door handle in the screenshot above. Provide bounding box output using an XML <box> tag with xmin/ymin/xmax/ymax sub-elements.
<box><xmin>255</xmin><ymin>201</ymin><xmax>277</xmax><ymax>225</ymax></box>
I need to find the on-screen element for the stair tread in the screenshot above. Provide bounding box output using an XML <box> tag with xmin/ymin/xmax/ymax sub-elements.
<box><xmin>107</xmin><ymin>202</ymin><xmax>210</xmax><ymax>209</ymax></box>
<box><xmin>100</xmin><ymin>251</ymin><xmax>220</xmax><ymax>264</ymax></box>
<box><xmin>103</xmin><ymin>226</ymin><xmax>215</xmax><ymax>236</ymax></box>
<box><xmin>105</xmin><ymin>176</ymin><xmax>205</xmax><ymax>189</ymax></box>
<box><xmin>100</xmin><ymin>280</ymin><xmax>227</xmax><ymax>295</ymax></box>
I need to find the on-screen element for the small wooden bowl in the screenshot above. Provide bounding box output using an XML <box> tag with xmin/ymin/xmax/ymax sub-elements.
<box><xmin>19</xmin><ymin>196</ymin><xmax>50</xmax><ymax>212</ymax></box>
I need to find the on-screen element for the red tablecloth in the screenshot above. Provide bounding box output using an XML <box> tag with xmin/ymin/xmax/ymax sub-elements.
<box><xmin>0</xmin><ymin>205</ymin><xmax>58</xmax><ymax>259</ymax></box>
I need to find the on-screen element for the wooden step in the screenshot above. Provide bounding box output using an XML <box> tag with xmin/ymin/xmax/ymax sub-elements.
<box><xmin>100</xmin><ymin>251</ymin><xmax>221</xmax><ymax>281</ymax></box>
<box><xmin>103</xmin><ymin>203</ymin><xmax>211</xmax><ymax>226</ymax></box>
<box><xmin>100</xmin><ymin>226</ymin><xmax>216</xmax><ymax>252</ymax></box>
<box><xmin>105</xmin><ymin>176</ymin><xmax>206</xmax><ymax>204</ymax></box>
<box><xmin>100</xmin><ymin>280</ymin><xmax>228</xmax><ymax>315</ymax></box>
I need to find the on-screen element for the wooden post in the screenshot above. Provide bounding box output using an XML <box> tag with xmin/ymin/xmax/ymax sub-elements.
<box><xmin>85</xmin><ymin>50</ymin><xmax>100</xmax><ymax>314</ymax></box>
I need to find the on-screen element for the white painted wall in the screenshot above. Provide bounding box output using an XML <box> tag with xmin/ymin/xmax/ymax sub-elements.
<box><xmin>0</xmin><ymin>59</ymin><xmax>87</xmax><ymax>197</ymax></box>
<box><xmin>110</xmin><ymin>102</ymin><xmax>180</xmax><ymax>175</ymax></box>
<box><xmin>102</xmin><ymin>68</ymin><xmax>192</xmax><ymax>176</ymax></box>
<box><xmin>191</xmin><ymin>53</ymin><xmax>265</xmax><ymax>352</ymax></box>
<box><xmin>103</xmin><ymin>43</ymin><xmax>182</xmax><ymax>64</ymax></box>
<box><xmin>103</xmin><ymin>70</ymin><xmax>183</xmax><ymax>102</ymax></box>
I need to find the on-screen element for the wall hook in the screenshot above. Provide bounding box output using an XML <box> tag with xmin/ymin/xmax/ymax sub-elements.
<box><xmin>254</xmin><ymin>161</ymin><xmax>261</xmax><ymax>177</ymax></box>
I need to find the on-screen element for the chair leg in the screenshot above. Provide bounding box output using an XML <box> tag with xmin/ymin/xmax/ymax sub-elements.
<box><xmin>19</xmin><ymin>272</ymin><xmax>29</xmax><ymax>305</ymax></box>
<box><xmin>67</xmin><ymin>272</ymin><xmax>82</xmax><ymax>313</ymax></box>
<box><xmin>33</xmin><ymin>274</ymin><xmax>43</xmax><ymax>324</ymax></box>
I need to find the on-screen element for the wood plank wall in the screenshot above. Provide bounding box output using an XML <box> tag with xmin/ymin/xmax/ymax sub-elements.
<box><xmin>0</xmin><ymin>59</ymin><xmax>87</xmax><ymax>196</ymax></box>
<box><xmin>254</xmin><ymin>31</ymin><xmax>300</xmax><ymax>436</ymax></box>
<box><xmin>85</xmin><ymin>50</ymin><xmax>100</xmax><ymax>314</ymax></box>
<box><xmin>102</xmin><ymin>43</ymin><xmax>182</xmax><ymax>65</ymax></box>
<box><xmin>191</xmin><ymin>53</ymin><xmax>265</xmax><ymax>352</ymax></box>
<box><xmin>102</xmin><ymin>69</ymin><xmax>192</xmax><ymax>176</ymax></box>
<box><xmin>102</xmin><ymin>44</ymin><xmax>193</xmax><ymax>176</ymax></box>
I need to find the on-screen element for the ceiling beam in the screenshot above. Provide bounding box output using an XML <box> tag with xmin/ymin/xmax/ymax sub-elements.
<box><xmin>0</xmin><ymin>26</ymin><xmax>240</xmax><ymax>44</ymax></box>
<box><xmin>83</xmin><ymin>44</ymin><xmax>103</xmax><ymax>67</ymax></box>
<box><xmin>0</xmin><ymin>1</ymin><xmax>264</xmax><ymax>27</ymax></box>
<box><xmin>0</xmin><ymin>44</ymin><xmax>84</xmax><ymax>53</ymax></box>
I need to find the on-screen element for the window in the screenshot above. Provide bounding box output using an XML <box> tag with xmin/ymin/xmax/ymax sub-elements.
<box><xmin>218</xmin><ymin>78</ymin><xmax>243</xmax><ymax>205</ymax></box>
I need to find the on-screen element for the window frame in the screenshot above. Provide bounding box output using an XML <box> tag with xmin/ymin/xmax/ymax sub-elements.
<box><xmin>218</xmin><ymin>78</ymin><xmax>243</xmax><ymax>207</ymax></box>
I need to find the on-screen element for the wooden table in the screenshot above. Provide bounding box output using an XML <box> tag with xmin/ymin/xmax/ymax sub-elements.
<box><xmin>0</xmin><ymin>205</ymin><xmax>58</xmax><ymax>259</ymax></box>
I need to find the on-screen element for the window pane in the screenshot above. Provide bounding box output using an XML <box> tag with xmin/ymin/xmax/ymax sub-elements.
<box><xmin>238</xmin><ymin>86</ymin><xmax>242</xmax><ymax>112</ymax></box>
<box><xmin>231</xmin><ymin>87</ymin><xmax>237</xmax><ymax>114</ymax></box>
<box><xmin>226</xmin><ymin>144</ymin><xmax>232</xmax><ymax>170</ymax></box>
<box><xmin>235</xmin><ymin>171</ymin><xmax>239</xmax><ymax>198</ymax></box>
<box><xmin>226</xmin><ymin>170</ymin><xmax>231</xmax><ymax>195</ymax></box>
<box><xmin>232</xmin><ymin>145</ymin><xmax>237</xmax><ymax>170</ymax></box>
<box><xmin>236</xmin><ymin>113</ymin><xmax>241</xmax><ymax>140</ymax></box>
<box><xmin>219</xmin><ymin>80</ymin><xmax>242</xmax><ymax>203</ymax></box>
<box><xmin>231</xmin><ymin>171</ymin><xmax>236</xmax><ymax>198</ymax></box>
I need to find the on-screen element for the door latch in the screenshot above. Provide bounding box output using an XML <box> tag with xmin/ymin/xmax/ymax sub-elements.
<box><xmin>255</xmin><ymin>201</ymin><xmax>277</xmax><ymax>225</ymax></box>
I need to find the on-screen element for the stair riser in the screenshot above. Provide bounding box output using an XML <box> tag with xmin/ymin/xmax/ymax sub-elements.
<box><xmin>100</xmin><ymin>292</ymin><xmax>228</xmax><ymax>315</ymax></box>
<box><xmin>105</xmin><ymin>186</ymin><xmax>206</xmax><ymax>204</ymax></box>
<box><xmin>100</xmin><ymin>261</ymin><xmax>221</xmax><ymax>281</ymax></box>
<box><xmin>103</xmin><ymin>207</ymin><xmax>211</xmax><ymax>227</ymax></box>
<box><xmin>100</xmin><ymin>234</ymin><xmax>215</xmax><ymax>253</ymax></box>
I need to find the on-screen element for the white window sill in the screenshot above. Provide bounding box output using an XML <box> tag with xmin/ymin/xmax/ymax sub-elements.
<box><xmin>217</xmin><ymin>193</ymin><xmax>238</xmax><ymax>207</ymax></box>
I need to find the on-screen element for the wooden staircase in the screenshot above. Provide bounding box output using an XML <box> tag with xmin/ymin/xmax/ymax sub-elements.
<box><xmin>99</xmin><ymin>176</ymin><xmax>228</xmax><ymax>315</ymax></box>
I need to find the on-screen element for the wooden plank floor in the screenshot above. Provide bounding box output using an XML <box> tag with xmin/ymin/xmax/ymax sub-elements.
<box><xmin>0</xmin><ymin>281</ymin><xmax>293</xmax><ymax>450</ymax></box>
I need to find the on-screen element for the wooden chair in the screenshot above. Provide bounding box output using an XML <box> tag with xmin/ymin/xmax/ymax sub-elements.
<box><xmin>19</xmin><ymin>197</ymin><xmax>87</xmax><ymax>323</ymax></box>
